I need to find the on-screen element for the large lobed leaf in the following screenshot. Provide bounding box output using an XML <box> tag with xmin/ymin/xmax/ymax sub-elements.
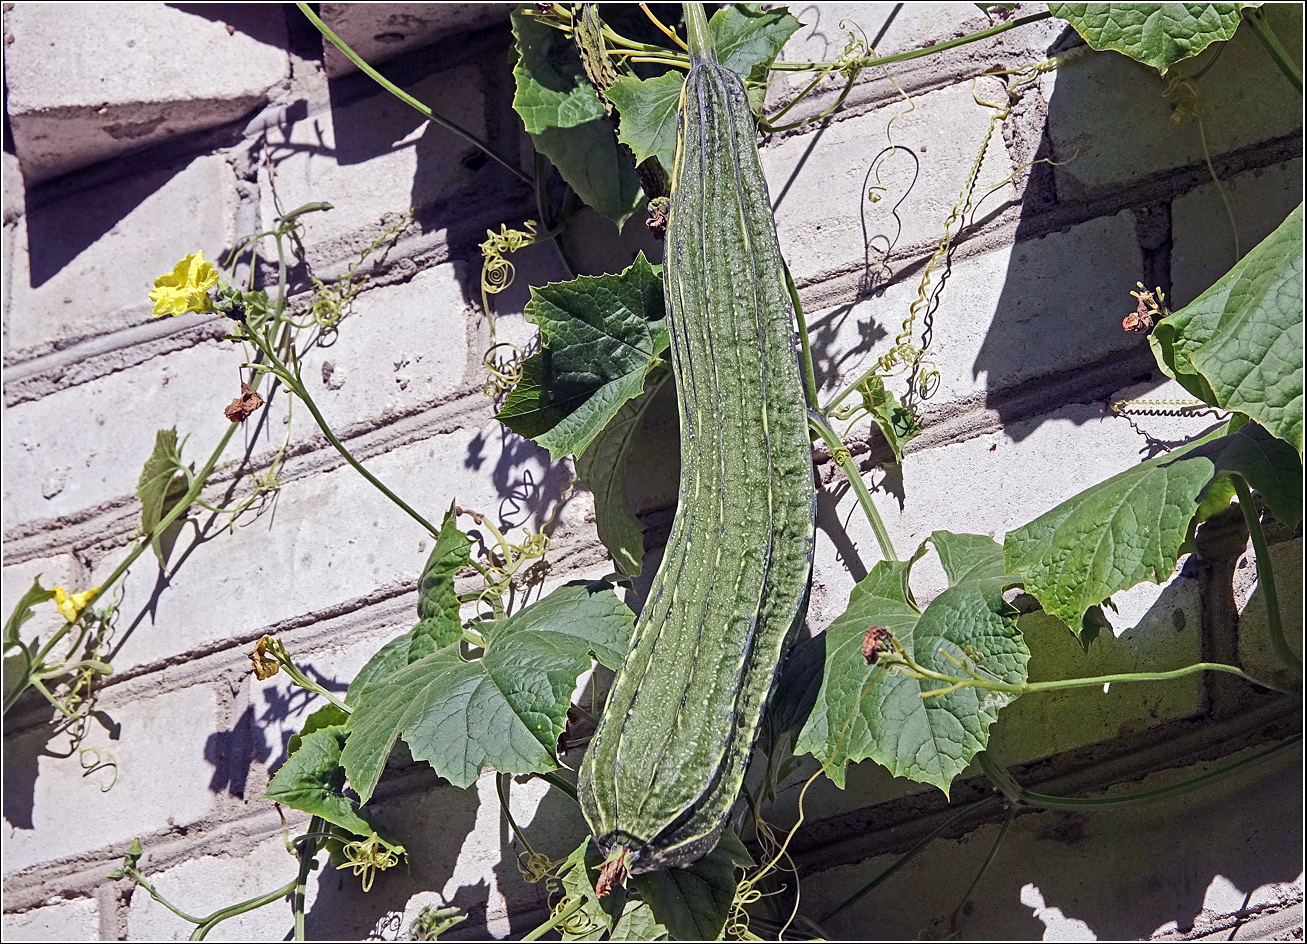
<box><xmin>1006</xmin><ymin>422</ymin><xmax>1302</xmax><ymax>635</ymax></box>
<box><xmin>342</xmin><ymin>582</ymin><xmax>632</xmax><ymax>799</ymax></box>
<box><xmin>1048</xmin><ymin>3</ymin><xmax>1260</xmax><ymax>73</ymax></box>
<box><xmin>263</xmin><ymin>705</ymin><xmax>380</xmax><ymax>839</ymax></box>
<box><xmin>511</xmin><ymin>8</ymin><xmax>642</xmax><ymax>227</ymax></box>
<box><xmin>497</xmin><ymin>253</ymin><xmax>668</xmax><ymax>460</ymax></box>
<box><xmin>795</xmin><ymin>534</ymin><xmax>1029</xmax><ymax>794</ymax></box>
<box><xmin>630</xmin><ymin>827</ymin><xmax>753</xmax><ymax>941</ymax></box>
<box><xmin>1151</xmin><ymin>204</ymin><xmax>1303</xmax><ymax>454</ymax></box>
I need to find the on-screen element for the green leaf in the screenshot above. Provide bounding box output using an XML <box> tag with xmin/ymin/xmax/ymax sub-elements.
<box><xmin>136</xmin><ymin>428</ymin><xmax>190</xmax><ymax>568</ymax></box>
<box><xmin>497</xmin><ymin>253</ymin><xmax>669</xmax><ymax>460</ymax></box>
<box><xmin>408</xmin><ymin>505</ymin><xmax>472</xmax><ymax>661</ymax></box>
<box><xmin>607</xmin><ymin>72</ymin><xmax>684</xmax><ymax>171</ymax></box>
<box><xmin>710</xmin><ymin>4</ymin><xmax>803</xmax><ymax>111</ymax></box>
<box><xmin>575</xmin><ymin>366</ymin><xmax>671</xmax><ymax>577</ymax></box>
<box><xmin>555</xmin><ymin>839</ymin><xmax>624</xmax><ymax>940</ymax></box>
<box><xmin>863</xmin><ymin>376</ymin><xmax>921</xmax><ymax>463</ymax></box>
<box><xmin>795</xmin><ymin>536</ymin><xmax>1029</xmax><ymax>794</ymax></box>
<box><xmin>287</xmin><ymin>703</ymin><xmax>350</xmax><ymax>758</ymax></box>
<box><xmin>1047</xmin><ymin>3</ymin><xmax>1260</xmax><ymax>73</ymax></box>
<box><xmin>4</xmin><ymin>576</ymin><xmax>55</xmax><ymax>651</ymax></box>
<box><xmin>631</xmin><ymin>827</ymin><xmax>753</xmax><ymax>941</ymax></box>
<box><xmin>346</xmin><ymin>634</ymin><xmax>410</xmax><ymax>708</ymax></box>
<box><xmin>264</xmin><ymin>721</ymin><xmax>383</xmax><ymax>841</ymax></box>
<box><xmin>1006</xmin><ymin>422</ymin><xmax>1301</xmax><ymax>634</ymax></box>
<box><xmin>511</xmin><ymin>8</ymin><xmax>642</xmax><ymax>227</ymax></box>
<box><xmin>342</xmin><ymin>581</ymin><xmax>633</xmax><ymax>799</ymax></box>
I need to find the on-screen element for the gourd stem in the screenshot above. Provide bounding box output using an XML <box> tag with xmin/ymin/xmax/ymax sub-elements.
<box><xmin>682</xmin><ymin>3</ymin><xmax>714</xmax><ymax>65</ymax></box>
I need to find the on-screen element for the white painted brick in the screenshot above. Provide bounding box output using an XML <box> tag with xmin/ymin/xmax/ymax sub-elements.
<box><xmin>1045</xmin><ymin>4</ymin><xmax>1302</xmax><ymax>200</ymax></box>
<box><xmin>3</xmin><ymin>682</ymin><xmax>221</xmax><ymax>870</ymax></box>
<box><xmin>807</xmin><ymin>212</ymin><xmax>1144</xmax><ymax>407</ymax></box>
<box><xmin>5</xmin><ymin>4</ymin><xmax>287</xmax><ymax>184</ymax></box>
<box><xmin>761</xmin><ymin>78</ymin><xmax>1016</xmax><ymax>287</ymax></box>
<box><xmin>319</xmin><ymin>3</ymin><xmax>513</xmax><ymax>78</ymax></box>
<box><xmin>2</xmin><ymin>896</ymin><xmax>99</xmax><ymax>941</ymax></box>
<box><xmin>2</xmin><ymin>262</ymin><xmax>474</xmax><ymax>535</ymax></box>
<box><xmin>92</xmin><ymin>420</ymin><xmax>580</xmax><ymax>674</ymax></box>
<box><xmin>1</xmin><ymin>553</ymin><xmax>84</xmax><ymax>652</ymax></box>
<box><xmin>805</xmin><ymin>752</ymin><xmax>1302</xmax><ymax>941</ymax></box>
<box><xmin>1171</xmin><ymin>159</ymin><xmax>1303</xmax><ymax>307</ymax></box>
<box><xmin>260</xmin><ymin>65</ymin><xmax>486</xmax><ymax>278</ymax></box>
<box><xmin>4</xmin><ymin>154</ymin><xmax>239</xmax><ymax>361</ymax></box>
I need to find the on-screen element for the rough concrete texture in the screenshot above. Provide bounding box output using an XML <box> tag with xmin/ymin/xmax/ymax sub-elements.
<box><xmin>4</xmin><ymin>4</ymin><xmax>289</xmax><ymax>184</ymax></box>
<box><xmin>3</xmin><ymin>4</ymin><xmax>1302</xmax><ymax>941</ymax></box>
<box><xmin>319</xmin><ymin>3</ymin><xmax>514</xmax><ymax>78</ymax></box>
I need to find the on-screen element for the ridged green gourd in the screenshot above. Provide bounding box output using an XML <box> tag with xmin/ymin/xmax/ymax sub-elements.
<box><xmin>578</xmin><ymin>4</ymin><xmax>816</xmax><ymax>875</ymax></box>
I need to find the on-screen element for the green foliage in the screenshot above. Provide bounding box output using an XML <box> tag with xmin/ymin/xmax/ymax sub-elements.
<box><xmin>607</xmin><ymin>72</ymin><xmax>684</xmax><ymax>171</ymax></box>
<box><xmin>4</xmin><ymin>576</ymin><xmax>54</xmax><ymax>651</ymax></box>
<box><xmin>497</xmin><ymin>253</ymin><xmax>668</xmax><ymax>460</ymax></box>
<box><xmin>511</xmin><ymin>8</ymin><xmax>642</xmax><ymax>227</ymax></box>
<box><xmin>708</xmin><ymin>3</ymin><xmax>804</xmax><ymax>111</ymax></box>
<box><xmin>630</xmin><ymin>827</ymin><xmax>753</xmax><ymax>941</ymax></box>
<box><xmin>136</xmin><ymin>427</ymin><xmax>190</xmax><ymax>567</ymax></box>
<box><xmin>263</xmin><ymin>712</ymin><xmax>381</xmax><ymax>840</ymax></box>
<box><xmin>409</xmin><ymin>505</ymin><xmax>474</xmax><ymax>660</ymax></box>
<box><xmin>1048</xmin><ymin>2</ymin><xmax>1260</xmax><ymax>73</ymax></box>
<box><xmin>342</xmin><ymin>581</ymin><xmax>632</xmax><ymax>798</ymax></box>
<box><xmin>1150</xmin><ymin>203</ymin><xmax>1303</xmax><ymax>453</ymax></box>
<box><xmin>795</xmin><ymin>533</ymin><xmax>1029</xmax><ymax>793</ymax></box>
<box><xmin>1006</xmin><ymin>422</ymin><xmax>1302</xmax><ymax>635</ymax></box>
<box><xmin>862</xmin><ymin>376</ymin><xmax>921</xmax><ymax>462</ymax></box>
<box><xmin>574</xmin><ymin>366</ymin><xmax>671</xmax><ymax>578</ymax></box>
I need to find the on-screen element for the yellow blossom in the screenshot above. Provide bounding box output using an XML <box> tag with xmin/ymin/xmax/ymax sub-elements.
<box><xmin>52</xmin><ymin>586</ymin><xmax>100</xmax><ymax>623</ymax></box>
<box><xmin>149</xmin><ymin>251</ymin><xmax>219</xmax><ymax>317</ymax></box>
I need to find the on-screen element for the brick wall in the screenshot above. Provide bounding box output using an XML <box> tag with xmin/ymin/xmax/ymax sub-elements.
<box><xmin>3</xmin><ymin>4</ymin><xmax>1302</xmax><ymax>940</ymax></box>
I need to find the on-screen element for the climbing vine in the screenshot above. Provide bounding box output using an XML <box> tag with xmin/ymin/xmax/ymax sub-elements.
<box><xmin>4</xmin><ymin>3</ymin><xmax>1301</xmax><ymax>940</ymax></box>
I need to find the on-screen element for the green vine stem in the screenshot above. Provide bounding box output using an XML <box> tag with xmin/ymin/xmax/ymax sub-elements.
<box><xmin>771</xmin><ymin>12</ymin><xmax>1052</xmax><ymax>73</ymax></box>
<box><xmin>1231</xmin><ymin>474</ymin><xmax>1300</xmax><ymax>679</ymax></box>
<box><xmin>522</xmin><ymin>895</ymin><xmax>587</xmax><ymax>942</ymax></box>
<box><xmin>807</xmin><ymin>412</ymin><xmax>898</xmax><ymax>562</ymax></box>
<box><xmin>243</xmin><ymin>327</ymin><xmax>442</xmax><ymax>539</ymax></box>
<box><xmin>496</xmin><ymin>773</ymin><xmax>539</xmax><ymax>859</ymax></box>
<box><xmin>290</xmin><ymin>816</ymin><xmax>324</xmax><ymax>942</ymax></box>
<box><xmin>881</xmin><ymin>634</ymin><xmax>1296</xmax><ymax>699</ymax></box>
<box><xmin>296</xmin><ymin>3</ymin><xmax>532</xmax><ymax>185</ymax></box>
<box><xmin>977</xmin><ymin>734</ymin><xmax>1302</xmax><ymax>811</ymax></box>
<box><xmin>1242</xmin><ymin>7</ymin><xmax>1303</xmax><ymax>95</ymax></box>
<box><xmin>787</xmin><ymin>264</ymin><xmax>821</xmax><ymax>411</ymax></box>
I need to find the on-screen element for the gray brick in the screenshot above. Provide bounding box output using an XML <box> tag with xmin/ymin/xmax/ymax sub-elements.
<box><xmin>1045</xmin><ymin>4</ymin><xmax>1302</xmax><ymax>200</ymax></box>
<box><xmin>319</xmin><ymin>3</ymin><xmax>513</xmax><ymax>78</ymax></box>
<box><xmin>3</xmin><ymin>682</ymin><xmax>221</xmax><ymax>871</ymax></box>
<box><xmin>1</xmin><ymin>553</ymin><xmax>85</xmax><ymax>652</ymax></box>
<box><xmin>806</xmin><ymin>211</ymin><xmax>1144</xmax><ymax>409</ymax></box>
<box><xmin>4</xmin><ymin>154</ymin><xmax>239</xmax><ymax>362</ymax></box>
<box><xmin>5</xmin><ymin>4</ymin><xmax>288</xmax><ymax>184</ymax></box>
<box><xmin>1171</xmin><ymin>159</ymin><xmax>1303</xmax><ymax>307</ymax></box>
<box><xmin>1</xmin><ymin>263</ymin><xmax>474</xmax><ymax>535</ymax></box>
<box><xmin>91</xmin><ymin>421</ymin><xmax>584</xmax><ymax>674</ymax></box>
<box><xmin>259</xmin><ymin>65</ymin><xmax>486</xmax><ymax>279</ymax></box>
<box><xmin>2</xmin><ymin>897</ymin><xmax>99</xmax><ymax>942</ymax></box>
<box><xmin>760</xmin><ymin>78</ymin><xmax>1016</xmax><ymax>287</ymax></box>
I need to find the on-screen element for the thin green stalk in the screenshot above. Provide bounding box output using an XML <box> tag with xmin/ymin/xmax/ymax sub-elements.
<box><xmin>246</xmin><ymin>330</ymin><xmax>442</xmax><ymax>539</ymax></box>
<box><xmin>290</xmin><ymin>816</ymin><xmax>324</xmax><ymax>942</ymax></box>
<box><xmin>496</xmin><ymin>774</ymin><xmax>539</xmax><ymax>858</ymax></box>
<box><xmin>764</xmin><ymin>69</ymin><xmax>859</xmax><ymax>134</ymax></box>
<box><xmin>296</xmin><ymin>3</ymin><xmax>532</xmax><ymax>185</ymax></box>
<box><xmin>786</xmin><ymin>265</ymin><xmax>820</xmax><ymax>411</ymax></box>
<box><xmin>820</xmin><ymin>795</ymin><xmax>1002</xmax><ymax>922</ymax></box>
<box><xmin>807</xmin><ymin>412</ymin><xmax>898</xmax><ymax>562</ymax></box>
<box><xmin>978</xmin><ymin>735</ymin><xmax>1301</xmax><ymax>811</ymax></box>
<box><xmin>534</xmin><ymin>153</ymin><xmax>578</xmax><ymax>280</ymax></box>
<box><xmin>1242</xmin><ymin>7</ymin><xmax>1303</xmax><ymax>95</ymax></box>
<box><xmin>775</xmin><ymin>12</ymin><xmax>1052</xmax><ymax>73</ymax></box>
<box><xmin>534</xmin><ymin>769</ymin><xmax>579</xmax><ymax>803</ymax></box>
<box><xmin>192</xmin><ymin>878</ymin><xmax>300</xmax><ymax>941</ymax></box>
<box><xmin>683</xmin><ymin>2</ymin><xmax>713</xmax><ymax>63</ymax></box>
<box><xmin>1232</xmin><ymin>475</ymin><xmax>1300</xmax><ymax>678</ymax></box>
<box><xmin>522</xmin><ymin>896</ymin><xmax>587</xmax><ymax>942</ymax></box>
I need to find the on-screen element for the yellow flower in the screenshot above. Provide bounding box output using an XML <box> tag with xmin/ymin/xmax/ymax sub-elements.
<box><xmin>149</xmin><ymin>251</ymin><xmax>219</xmax><ymax>317</ymax></box>
<box><xmin>52</xmin><ymin>586</ymin><xmax>100</xmax><ymax>623</ymax></box>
